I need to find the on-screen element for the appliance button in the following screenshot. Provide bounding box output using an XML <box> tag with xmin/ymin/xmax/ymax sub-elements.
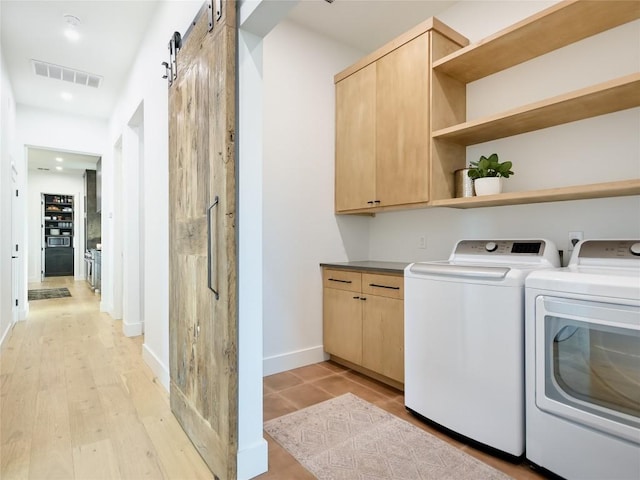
<box><xmin>630</xmin><ymin>242</ymin><xmax>640</xmax><ymax>256</ymax></box>
<box><xmin>485</xmin><ymin>241</ymin><xmax>498</xmax><ymax>252</ymax></box>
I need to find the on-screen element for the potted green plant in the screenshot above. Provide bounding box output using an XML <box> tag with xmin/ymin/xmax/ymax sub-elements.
<box><xmin>467</xmin><ymin>153</ymin><xmax>514</xmax><ymax>196</ymax></box>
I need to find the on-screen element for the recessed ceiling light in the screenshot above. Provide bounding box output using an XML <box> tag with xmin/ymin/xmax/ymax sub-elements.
<box><xmin>55</xmin><ymin>157</ymin><xmax>64</xmax><ymax>162</ymax></box>
<box><xmin>56</xmin><ymin>166</ymin><xmax>63</xmax><ymax>171</ymax></box>
<box><xmin>64</xmin><ymin>28</ymin><xmax>80</xmax><ymax>42</ymax></box>
<box><xmin>61</xmin><ymin>92</ymin><xmax>72</xmax><ymax>101</ymax></box>
<box><xmin>63</xmin><ymin>14</ymin><xmax>81</xmax><ymax>41</ymax></box>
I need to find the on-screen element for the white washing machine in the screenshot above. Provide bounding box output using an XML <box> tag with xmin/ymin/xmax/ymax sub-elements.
<box><xmin>404</xmin><ymin>239</ymin><xmax>560</xmax><ymax>457</ymax></box>
<box><xmin>525</xmin><ymin>239</ymin><xmax>640</xmax><ymax>479</ymax></box>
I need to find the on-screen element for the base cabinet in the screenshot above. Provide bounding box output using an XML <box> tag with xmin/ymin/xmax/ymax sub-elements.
<box><xmin>322</xmin><ymin>268</ymin><xmax>404</xmax><ymax>387</ymax></box>
<box><xmin>45</xmin><ymin>247</ymin><xmax>74</xmax><ymax>277</ymax></box>
<box><xmin>362</xmin><ymin>294</ymin><xmax>404</xmax><ymax>383</ymax></box>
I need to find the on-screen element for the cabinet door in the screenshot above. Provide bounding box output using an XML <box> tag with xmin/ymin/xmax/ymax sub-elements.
<box><xmin>362</xmin><ymin>295</ymin><xmax>404</xmax><ymax>383</ymax></box>
<box><xmin>335</xmin><ymin>64</ymin><xmax>376</xmax><ymax>212</ymax></box>
<box><xmin>376</xmin><ymin>33</ymin><xmax>430</xmax><ymax>206</ymax></box>
<box><xmin>323</xmin><ymin>288</ymin><xmax>363</xmax><ymax>364</ymax></box>
<box><xmin>45</xmin><ymin>248</ymin><xmax>74</xmax><ymax>277</ymax></box>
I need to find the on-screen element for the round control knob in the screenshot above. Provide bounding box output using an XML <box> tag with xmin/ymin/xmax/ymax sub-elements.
<box><xmin>630</xmin><ymin>242</ymin><xmax>640</xmax><ymax>256</ymax></box>
<box><xmin>485</xmin><ymin>241</ymin><xmax>498</xmax><ymax>252</ymax></box>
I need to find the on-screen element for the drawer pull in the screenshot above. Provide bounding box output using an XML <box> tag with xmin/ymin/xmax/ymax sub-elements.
<box><xmin>353</xmin><ymin>296</ymin><xmax>360</xmax><ymax>300</ymax></box>
<box><xmin>369</xmin><ymin>283</ymin><xmax>400</xmax><ymax>290</ymax></box>
<box><xmin>329</xmin><ymin>278</ymin><xmax>352</xmax><ymax>284</ymax></box>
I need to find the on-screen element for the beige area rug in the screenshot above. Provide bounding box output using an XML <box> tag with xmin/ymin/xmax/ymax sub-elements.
<box><xmin>265</xmin><ymin>393</ymin><xmax>513</xmax><ymax>480</ymax></box>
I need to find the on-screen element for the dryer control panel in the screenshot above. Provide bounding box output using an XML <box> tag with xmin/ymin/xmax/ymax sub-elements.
<box><xmin>578</xmin><ymin>240</ymin><xmax>640</xmax><ymax>259</ymax></box>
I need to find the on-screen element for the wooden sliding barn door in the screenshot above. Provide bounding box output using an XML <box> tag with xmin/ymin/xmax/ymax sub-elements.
<box><xmin>167</xmin><ymin>1</ymin><xmax>237</xmax><ymax>478</ymax></box>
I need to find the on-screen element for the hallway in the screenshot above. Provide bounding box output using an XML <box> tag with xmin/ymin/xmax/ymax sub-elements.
<box><xmin>0</xmin><ymin>278</ymin><xmax>212</xmax><ymax>479</ymax></box>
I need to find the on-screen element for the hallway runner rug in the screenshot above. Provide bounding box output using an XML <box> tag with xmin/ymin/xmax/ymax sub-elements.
<box><xmin>28</xmin><ymin>288</ymin><xmax>71</xmax><ymax>301</ymax></box>
<box><xmin>265</xmin><ymin>393</ymin><xmax>512</xmax><ymax>479</ymax></box>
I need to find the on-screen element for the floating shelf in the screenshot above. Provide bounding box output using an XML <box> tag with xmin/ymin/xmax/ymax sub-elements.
<box><xmin>430</xmin><ymin>180</ymin><xmax>640</xmax><ymax>209</ymax></box>
<box><xmin>432</xmin><ymin>74</ymin><xmax>640</xmax><ymax>145</ymax></box>
<box><xmin>433</xmin><ymin>0</ymin><xmax>640</xmax><ymax>83</ymax></box>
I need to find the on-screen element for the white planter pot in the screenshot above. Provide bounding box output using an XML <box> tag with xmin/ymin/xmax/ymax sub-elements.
<box><xmin>474</xmin><ymin>177</ymin><xmax>503</xmax><ymax>196</ymax></box>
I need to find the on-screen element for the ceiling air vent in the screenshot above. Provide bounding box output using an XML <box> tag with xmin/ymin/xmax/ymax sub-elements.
<box><xmin>31</xmin><ymin>59</ymin><xmax>103</xmax><ymax>88</ymax></box>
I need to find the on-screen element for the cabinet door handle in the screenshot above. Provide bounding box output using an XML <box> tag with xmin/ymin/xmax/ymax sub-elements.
<box><xmin>328</xmin><ymin>278</ymin><xmax>352</xmax><ymax>284</ymax></box>
<box><xmin>367</xmin><ymin>200</ymin><xmax>374</xmax><ymax>205</ymax></box>
<box><xmin>369</xmin><ymin>283</ymin><xmax>400</xmax><ymax>290</ymax></box>
<box><xmin>207</xmin><ymin>196</ymin><xmax>220</xmax><ymax>300</ymax></box>
<box><xmin>360</xmin><ymin>297</ymin><xmax>367</xmax><ymax>301</ymax></box>
<box><xmin>373</xmin><ymin>200</ymin><xmax>381</xmax><ymax>204</ymax></box>
<box><xmin>352</xmin><ymin>296</ymin><xmax>360</xmax><ymax>300</ymax></box>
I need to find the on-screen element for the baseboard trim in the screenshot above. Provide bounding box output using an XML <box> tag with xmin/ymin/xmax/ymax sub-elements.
<box><xmin>19</xmin><ymin>304</ymin><xmax>28</xmax><ymax>321</ymax></box>
<box><xmin>122</xmin><ymin>320</ymin><xmax>143</xmax><ymax>338</ymax></box>
<box><xmin>237</xmin><ymin>438</ymin><xmax>268</xmax><ymax>480</ymax></box>
<box><xmin>100</xmin><ymin>300</ymin><xmax>111</xmax><ymax>313</ymax></box>
<box><xmin>142</xmin><ymin>344</ymin><xmax>170</xmax><ymax>392</ymax></box>
<box><xmin>263</xmin><ymin>345</ymin><xmax>328</xmax><ymax>376</ymax></box>
<box><xmin>0</xmin><ymin>322</ymin><xmax>12</xmax><ymax>348</ymax></box>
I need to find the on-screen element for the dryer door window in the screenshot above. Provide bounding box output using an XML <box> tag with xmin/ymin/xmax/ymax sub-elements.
<box><xmin>535</xmin><ymin>295</ymin><xmax>640</xmax><ymax>444</ymax></box>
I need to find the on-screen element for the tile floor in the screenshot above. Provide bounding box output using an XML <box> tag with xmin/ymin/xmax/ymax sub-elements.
<box><xmin>257</xmin><ymin>361</ymin><xmax>549</xmax><ymax>479</ymax></box>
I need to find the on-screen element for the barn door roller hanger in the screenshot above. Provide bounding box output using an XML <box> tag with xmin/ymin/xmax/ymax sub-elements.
<box><xmin>162</xmin><ymin>31</ymin><xmax>182</xmax><ymax>87</ymax></box>
<box><xmin>162</xmin><ymin>0</ymin><xmax>221</xmax><ymax>86</ymax></box>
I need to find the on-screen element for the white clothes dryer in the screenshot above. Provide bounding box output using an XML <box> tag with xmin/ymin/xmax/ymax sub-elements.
<box><xmin>405</xmin><ymin>239</ymin><xmax>559</xmax><ymax>457</ymax></box>
<box><xmin>525</xmin><ymin>239</ymin><xmax>640</xmax><ymax>479</ymax></box>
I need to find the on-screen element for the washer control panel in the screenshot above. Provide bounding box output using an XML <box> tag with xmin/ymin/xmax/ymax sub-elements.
<box><xmin>455</xmin><ymin>240</ymin><xmax>545</xmax><ymax>256</ymax></box>
<box><xmin>578</xmin><ymin>240</ymin><xmax>640</xmax><ymax>259</ymax></box>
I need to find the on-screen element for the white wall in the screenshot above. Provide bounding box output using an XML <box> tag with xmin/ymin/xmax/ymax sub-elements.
<box><xmin>16</xmin><ymin>105</ymin><xmax>107</xmax><ymax>156</ymax></box>
<box><xmin>27</xmin><ymin>170</ymin><xmax>85</xmax><ymax>282</ymax></box>
<box><xmin>0</xmin><ymin>42</ymin><xmax>21</xmax><ymax>344</ymax></box>
<box><xmin>368</xmin><ymin>4</ymin><xmax>640</xmax><ymax>263</ymax></box>
<box><xmin>261</xmin><ymin>20</ymin><xmax>369</xmax><ymax>374</ymax></box>
<box><xmin>103</xmin><ymin>0</ymin><xmax>200</xmax><ymax>387</ymax></box>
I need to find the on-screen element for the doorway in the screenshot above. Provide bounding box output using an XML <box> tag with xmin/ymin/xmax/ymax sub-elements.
<box><xmin>119</xmin><ymin>104</ymin><xmax>145</xmax><ymax>337</ymax></box>
<box><xmin>11</xmin><ymin>159</ymin><xmax>21</xmax><ymax>323</ymax></box>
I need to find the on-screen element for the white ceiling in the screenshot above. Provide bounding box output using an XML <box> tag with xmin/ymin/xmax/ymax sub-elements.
<box><xmin>286</xmin><ymin>0</ymin><xmax>457</xmax><ymax>54</ymax></box>
<box><xmin>1</xmin><ymin>0</ymin><xmax>457</xmax><ymax>124</ymax></box>
<box><xmin>3</xmin><ymin>0</ymin><xmax>460</xmax><ymax>175</ymax></box>
<box><xmin>28</xmin><ymin>147</ymin><xmax>100</xmax><ymax>174</ymax></box>
<box><xmin>0</xmin><ymin>0</ymin><xmax>159</xmax><ymax>119</ymax></box>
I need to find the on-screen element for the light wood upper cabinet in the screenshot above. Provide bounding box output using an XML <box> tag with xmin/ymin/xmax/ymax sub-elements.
<box><xmin>376</xmin><ymin>34</ymin><xmax>430</xmax><ymax>207</ymax></box>
<box><xmin>334</xmin><ymin>18</ymin><xmax>468</xmax><ymax>214</ymax></box>
<box><xmin>335</xmin><ymin>64</ymin><xmax>376</xmax><ymax>211</ymax></box>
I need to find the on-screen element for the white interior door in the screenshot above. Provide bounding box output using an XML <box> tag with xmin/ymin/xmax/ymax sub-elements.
<box><xmin>11</xmin><ymin>161</ymin><xmax>21</xmax><ymax>322</ymax></box>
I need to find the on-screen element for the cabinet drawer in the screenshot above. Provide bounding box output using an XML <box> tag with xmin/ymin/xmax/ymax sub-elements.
<box><xmin>362</xmin><ymin>273</ymin><xmax>403</xmax><ymax>299</ymax></box>
<box><xmin>323</xmin><ymin>269</ymin><xmax>361</xmax><ymax>292</ymax></box>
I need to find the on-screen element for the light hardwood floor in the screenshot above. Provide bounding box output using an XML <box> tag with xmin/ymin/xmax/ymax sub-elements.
<box><xmin>1</xmin><ymin>277</ymin><xmax>212</xmax><ymax>480</ymax></box>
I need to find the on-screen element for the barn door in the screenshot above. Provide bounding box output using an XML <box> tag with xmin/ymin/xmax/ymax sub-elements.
<box><xmin>167</xmin><ymin>1</ymin><xmax>237</xmax><ymax>478</ymax></box>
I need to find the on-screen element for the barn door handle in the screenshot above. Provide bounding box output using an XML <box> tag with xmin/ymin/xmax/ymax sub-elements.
<box><xmin>207</xmin><ymin>196</ymin><xmax>220</xmax><ymax>300</ymax></box>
